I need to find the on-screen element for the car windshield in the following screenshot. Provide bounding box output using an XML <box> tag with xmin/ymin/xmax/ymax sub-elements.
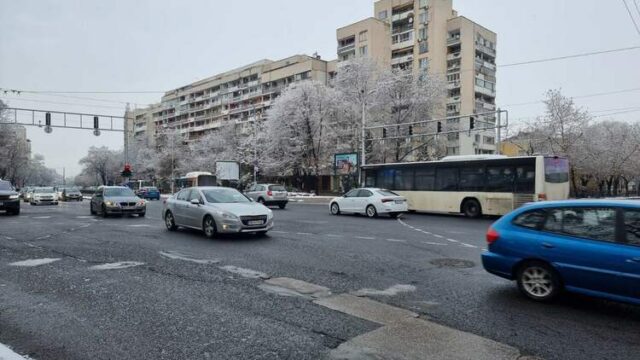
<box><xmin>376</xmin><ymin>189</ymin><xmax>399</xmax><ymax>196</ymax></box>
<box><xmin>269</xmin><ymin>185</ymin><xmax>286</xmax><ymax>191</ymax></box>
<box><xmin>202</xmin><ymin>188</ymin><xmax>250</xmax><ymax>203</ymax></box>
<box><xmin>0</xmin><ymin>181</ymin><xmax>12</xmax><ymax>191</ymax></box>
<box><xmin>68</xmin><ymin>188</ymin><xmax>81</xmax><ymax>193</ymax></box>
<box><xmin>146</xmin><ymin>187</ymin><xmax>158</xmax><ymax>191</ymax></box>
<box><xmin>35</xmin><ymin>187</ymin><xmax>55</xmax><ymax>193</ymax></box>
<box><xmin>104</xmin><ymin>188</ymin><xmax>135</xmax><ymax>197</ymax></box>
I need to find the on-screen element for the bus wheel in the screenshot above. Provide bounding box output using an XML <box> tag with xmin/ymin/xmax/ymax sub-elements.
<box><xmin>462</xmin><ymin>199</ymin><xmax>482</xmax><ymax>218</ymax></box>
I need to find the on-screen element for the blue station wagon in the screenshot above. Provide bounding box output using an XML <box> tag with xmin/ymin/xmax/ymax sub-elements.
<box><xmin>482</xmin><ymin>200</ymin><xmax>640</xmax><ymax>304</ymax></box>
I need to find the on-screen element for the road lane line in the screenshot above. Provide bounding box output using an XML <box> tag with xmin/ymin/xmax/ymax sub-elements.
<box><xmin>423</xmin><ymin>241</ymin><xmax>447</xmax><ymax>246</ymax></box>
<box><xmin>9</xmin><ymin>258</ymin><xmax>61</xmax><ymax>267</ymax></box>
<box><xmin>89</xmin><ymin>262</ymin><xmax>144</xmax><ymax>270</ymax></box>
<box><xmin>296</xmin><ymin>232</ymin><xmax>312</xmax><ymax>236</ymax></box>
<box><xmin>386</xmin><ymin>239</ymin><xmax>407</xmax><ymax>243</ymax></box>
<box><xmin>356</xmin><ymin>236</ymin><xmax>375</xmax><ymax>240</ymax></box>
<box><xmin>326</xmin><ymin>234</ymin><xmax>343</xmax><ymax>238</ymax></box>
<box><xmin>432</xmin><ymin>234</ymin><xmax>444</xmax><ymax>239</ymax></box>
<box><xmin>446</xmin><ymin>238</ymin><xmax>459</xmax><ymax>243</ymax></box>
<box><xmin>461</xmin><ymin>243</ymin><xmax>478</xmax><ymax>248</ymax></box>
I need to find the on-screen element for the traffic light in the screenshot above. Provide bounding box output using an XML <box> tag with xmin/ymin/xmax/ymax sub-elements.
<box><xmin>45</xmin><ymin>112</ymin><xmax>51</xmax><ymax>127</ymax></box>
<box><xmin>121</xmin><ymin>163</ymin><xmax>132</xmax><ymax>178</ymax></box>
<box><xmin>437</xmin><ymin>121</ymin><xmax>442</xmax><ymax>133</ymax></box>
<box><xmin>408</xmin><ymin>125</ymin><xmax>413</xmax><ymax>136</ymax></box>
<box><xmin>382</xmin><ymin>128</ymin><xmax>387</xmax><ymax>138</ymax></box>
<box><xmin>470</xmin><ymin>116</ymin><xmax>476</xmax><ymax>130</ymax></box>
<box><xmin>93</xmin><ymin>116</ymin><xmax>99</xmax><ymax>129</ymax></box>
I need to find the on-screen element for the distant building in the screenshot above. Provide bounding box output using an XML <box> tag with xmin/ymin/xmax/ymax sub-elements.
<box><xmin>337</xmin><ymin>0</ymin><xmax>498</xmax><ymax>156</ymax></box>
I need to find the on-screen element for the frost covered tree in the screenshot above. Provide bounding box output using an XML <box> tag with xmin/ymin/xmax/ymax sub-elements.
<box><xmin>262</xmin><ymin>80</ymin><xmax>341</xmax><ymax>177</ymax></box>
<box><xmin>371</xmin><ymin>68</ymin><xmax>446</xmax><ymax>163</ymax></box>
<box><xmin>154</xmin><ymin>128</ymin><xmax>190</xmax><ymax>181</ymax></box>
<box><xmin>78</xmin><ymin>146</ymin><xmax>122</xmax><ymax>185</ymax></box>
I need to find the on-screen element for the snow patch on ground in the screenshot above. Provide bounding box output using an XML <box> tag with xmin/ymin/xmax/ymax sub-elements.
<box><xmin>0</xmin><ymin>342</ymin><xmax>27</xmax><ymax>360</ymax></box>
<box><xmin>9</xmin><ymin>258</ymin><xmax>61</xmax><ymax>267</ymax></box>
<box><xmin>352</xmin><ymin>284</ymin><xmax>417</xmax><ymax>297</ymax></box>
<box><xmin>159</xmin><ymin>251</ymin><xmax>219</xmax><ymax>265</ymax></box>
<box><xmin>89</xmin><ymin>261</ymin><xmax>144</xmax><ymax>270</ymax></box>
<box><xmin>219</xmin><ymin>265</ymin><xmax>269</xmax><ymax>279</ymax></box>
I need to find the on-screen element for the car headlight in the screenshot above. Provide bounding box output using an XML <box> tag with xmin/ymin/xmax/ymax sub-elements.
<box><xmin>221</xmin><ymin>212</ymin><xmax>239</xmax><ymax>220</ymax></box>
<box><xmin>105</xmin><ymin>201</ymin><xmax>118</xmax><ymax>206</ymax></box>
<box><xmin>9</xmin><ymin>194</ymin><xmax>19</xmax><ymax>200</ymax></box>
<box><xmin>267</xmin><ymin>211</ymin><xmax>273</xmax><ymax>220</ymax></box>
<box><xmin>137</xmin><ymin>200</ymin><xmax>146</xmax><ymax>206</ymax></box>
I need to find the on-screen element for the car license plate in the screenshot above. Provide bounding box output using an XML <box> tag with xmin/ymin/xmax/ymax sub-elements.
<box><xmin>395</xmin><ymin>200</ymin><xmax>404</xmax><ymax>204</ymax></box>
<box><xmin>248</xmin><ymin>220</ymin><xmax>263</xmax><ymax>226</ymax></box>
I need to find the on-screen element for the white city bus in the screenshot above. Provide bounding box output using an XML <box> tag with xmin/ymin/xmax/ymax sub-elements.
<box><xmin>363</xmin><ymin>155</ymin><xmax>570</xmax><ymax>217</ymax></box>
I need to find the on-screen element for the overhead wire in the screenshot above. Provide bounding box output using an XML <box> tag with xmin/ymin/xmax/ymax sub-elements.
<box><xmin>622</xmin><ymin>0</ymin><xmax>640</xmax><ymax>36</ymax></box>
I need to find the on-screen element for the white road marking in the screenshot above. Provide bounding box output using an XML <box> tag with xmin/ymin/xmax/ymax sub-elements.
<box><xmin>296</xmin><ymin>232</ymin><xmax>312</xmax><ymax>236</ymax></box>
<box><xmin>356</xmin><ymin>236</ymin><xmax>375</xmax><ymax>240</ymax></box>
<box><xmin>89</xmin><ymin>261</ymin><xmax>144</xmax><ymax>270</ymax></box>
<box><xmin>270</xmin><ymin>230</ymin><xmax>289</xmax><ymax>234</ymax></box>
<box><xmin>461</xmin><ymin>243</ymin><xmax>478</xmax><ymax>248</ymax></box>
<box><xmin>32</xmin><ymin>216</ymin><xmax>51</xmax><ymax>219</ymax></box>
<box><xmin>9</xmin><ymin>258</ymin><xmax>61</xmax><ymax>267</ymax></box>
<box><xmin>352</xmin><ymin>284</ymin><xmax>417</xmax><ymax>297</ymax></box>
<box><xmin>127</xmin><ymin>224</ymin><xmax>153</xmax><ymax>228</ymax></box>
<box><xmin>386</xmin><ymin>239</ymin><xmax>407</xmax><ymax>243</ymax></box>
<box><xmin>76</xmin><ymin>216</ymin><xmax>93</xmax><ymax>219</ymax></box>
<box><xmin>35</xmin><ymin>235</ymin><xmax>51</xmax><ymax>240</ymax></box>
<box><xmin>326</xmin><ymin>234</ymin><xmax>343</xmax><ymax>238</ymax></box>
<box><xmin>423</xmin><ymin>241</ymin><xmax>447</xmax><ymax>246</ymax></box>
<box><xmin>79</xmin><ymin>224</ymin><xmax>91</xmax><ymax>228</ymax></box>
<box><xmin>159</xmin><ymin>251</ymin><xmax>219</xmax><ymax>265</ymax></box>
<box><xmin>2</xmin><ymin>236</ymin><xmax>14</xmax><ymax>240</ymax></box>
<box><xmin>446</xmin><ymin>238</ymin><xmax>459</xmax><ymax>243</ymax></box>
<box><xmin>219</xmin><ymin>265</ymin><xmax>270</xmax><ymax>279</ymax></box>
<box><xmin>432</xmin><ymin>234</ymin><xmax>444</xmax><ymax>239</ymax></box>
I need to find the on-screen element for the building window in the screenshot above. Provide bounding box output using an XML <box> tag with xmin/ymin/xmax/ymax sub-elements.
<box><xmin>446</xmin><ymin>73</ymin><xmax>460</xmax><ymax>81</ymax></box>
<box><xmin>378</xmin><ymin>10</ymin><xmax>388</xmax><ymax>19</ymax></box>
<box><xmin>419</xmin><ymin>42</ymin><xmax>428</xmax><ymax>54</ymax></box>
<box><xmin>359</xmin><ymin>45</ymin><xmax>368</xmax><ymax>56</ymax></box>
<box><xmin>419</xmin><ymin>0</ymin><xmax>428</xmax><ymax>8</ymax></box>
<box><xmin>418</xmin><ymin>27</ymin><xmax>428</xmax><ymax>41</ymax></box>
<box><xmin>475</xmin><ymin>134</ymin><xmax>481</xmax><ymax>142</ymax></box>
<box><xmin>359</xmin><ymin>31</ymin><xmax>368</xmax><ymax>42</ymax></box>
<box><xmin>484</xmin><ymin>136</ymin><xmax>495</xmax><ymax>145</ymax></box>
<box><xmin>446</xmin><ymin>147</ymin><xmax>459</xmax><ymax>155</ymax></box>
<box><xmin>419</xmin><ymin>58</ymin><xmax>429</xmax><ymax>69</ymax></box>
<box><xmin>419</xmin><ymin>10</ymin><xmax>428</xmax><ymax>24</ymax></box>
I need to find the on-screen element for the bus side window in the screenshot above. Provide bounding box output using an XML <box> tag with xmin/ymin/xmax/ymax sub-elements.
<box><xmin>394</xmin><ymin>169</ymin><xmax>414</xmax><ymax>190</ymax></box>
<box><xmin>435</xmin><ymin>168</ymin><xmax>458</xmax><ymax>191</ymax></box>
<box><xmin>514</xmin><ymin>165</ymin><xmax>535</xmax><ymax>193</ymax></box>
<box><xmin>415</xmin><ymin>168</ymin><xmax>435</xmax><ymax>191</ymax></box>
<box><xmin>459</xmin><ymin>166</ymin><xmax>485</xmax><ymax>191</ymax></box>
<box><xmin>486</xmin><ymin>166</ymin><xmax>515</xmax><ymax>192</ymax></box>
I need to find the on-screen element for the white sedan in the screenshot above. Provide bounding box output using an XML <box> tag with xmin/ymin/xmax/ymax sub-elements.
<box><xmin>329</xmin><ymin>188</ymin><xmax>408</xmax><ymax>218</ymax></box>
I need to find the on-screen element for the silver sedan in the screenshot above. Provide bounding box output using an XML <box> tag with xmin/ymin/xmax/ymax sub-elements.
<box><xmin>163</xmin><ymin>187</ymin><xmax>274</xmax><ymax>238</ymax></box>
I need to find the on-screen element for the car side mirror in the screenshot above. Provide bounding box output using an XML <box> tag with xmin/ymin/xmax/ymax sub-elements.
<box><xmin>190</xmin><ymin>199</ymin><xmax>201</xmax><ymax>205</ymax></box>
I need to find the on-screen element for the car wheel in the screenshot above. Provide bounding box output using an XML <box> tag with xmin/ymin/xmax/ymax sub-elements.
<box><xmin>257</xmin><ymin>198</ymin><xmax>265</xmax><ymax>205</ymax></box>
<box><xmin>330</xmin><ymin>203</ymin><xmax>340</xmax><ymax>215</ymax></box>
<box><xmin>462</xmin><ymin>199</ymin><xmax>482</xmax><ymax>218</ymax></box>
<box><xmin>138</xmin><ymin>212</ymin><xmax>146</xmax><ymax>218</ymax></box>
<box><xmin>366</xmin><ymin>205</ymin><xmax>377</xmax><ymax>218</ymax></box>
<box><xmin>90</xmin><ymin>203</ymin><xmax>96</xmax><ymax>215</ymax></box>
<box><xmin>164</xmin><ymin>211</ymin><xmax>177</xmax><ymax>231</ymax></box>
<box><xmin>101</xmin><ymin>205</ymin><xmax>108</xmax><ymax>218</ymax></box>
<box><xmin>516</xmin><ymin>261</ymin><xmax>562</xmax><ymax>302</ymax></box>
<box><xmin>278</xmin><ymin>203</ymin><xmax>286</xmax><ymax>209</ymax></box>
<box><xmin>389</xmin><ymin>213</ymin><xmax>399</xmax><ymax>219</ymax></box>
<box><xmin>255</xmin><ymin>231</ymin><xmax>268</xmax><ymax>237</ymax></box>
<box><xmin>10</xmin><ymin>209</ymin><xmax>20</xmax><ymax>216</ymax></box>
<box><xmin>203</xmin><ymin>215</ymin><xmax>217</xmax><ymax>238</ymax></box>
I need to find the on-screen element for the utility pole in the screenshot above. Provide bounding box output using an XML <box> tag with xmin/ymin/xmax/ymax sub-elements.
<box><xmin>62</xmin><ymin>167</ymin><xmax>66</xmax><ymax>186</ymax></box>
<box><xmin>360</xmin><ymin>96</ymin><xmax>366</xmax><ymax>187</ymax></box>
<box><xmin>496</xmin><ymin>108</ymin><xmax>502</xmax><ymax>155</ymax></box>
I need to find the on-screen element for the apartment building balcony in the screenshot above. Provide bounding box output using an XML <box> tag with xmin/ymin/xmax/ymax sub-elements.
<box><xmin>391</xmin><ymin>10</ymin><xmax>413</xmax><ymax>23</ymax></box>
<box><xmin>337</xmin><ymin>43</ymin><xmax>356</xmax><ymax>54</ymax></box>
<box><xmin>391</xmin><ymin>30</ymin><xmax>414</xmax><ymax>50</ymax></box>
<box><xmin>475</xmin><ymin>85</ymin><xmax>496</xmax><ymax>97</ymax></box>
<box><xmin>475</xmin><ymin>59</ymin><xmax>496</xmax><ymax>71</ymax></box>
<box><xmin>447</xmin><ymin>52</ymin><xmax>461</xmax><ymax>61</ymax></box>
<box><xmin>391</xmin><ymin>54</ymin><xmax>413</xmax><ymax>65</ymax></box>
<box><xmin>476</xmin><ymin>42</ymin><xmax>496</xmax><ymax>56</ymax></box>
<box><xmin>447</xmin><ymin>36</ymin><xmax>461</xmax><ymax>46</ymax></box>
<box><xmin>447</xmin><ymin>80</ymin><xmax>461</xmax><ymax>90</ymax></box>
<box><xmin>475</xmin><ymin>101</ymin><xmax>496</xmax><ymax>113</ymax></box>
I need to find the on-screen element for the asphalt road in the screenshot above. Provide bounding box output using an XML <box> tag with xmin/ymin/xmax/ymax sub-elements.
<box><xmin>0</xmin><ymin>200</ymin><xmax>639</xmax><ymax>359</ymax></box>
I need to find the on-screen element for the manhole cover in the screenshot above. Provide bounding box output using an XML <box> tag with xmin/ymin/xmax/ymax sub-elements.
<box><xmin>430</xmin><ymin>258</ymin><xmax>475</xmax><ymax>269</ymax></box>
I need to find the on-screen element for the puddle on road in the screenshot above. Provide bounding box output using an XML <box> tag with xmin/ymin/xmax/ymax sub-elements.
<box><xmin>9</xmin><ymin>258</ymin><xmax>61</xmax><ymax>267</ymax></box>
<box><xmin>89</xmin><ymin>261</ymin><xmax>144</xmax><ymax>270</ymax></box>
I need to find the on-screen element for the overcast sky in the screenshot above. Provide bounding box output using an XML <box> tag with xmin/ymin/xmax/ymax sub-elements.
<box><xmin>1</xmin><ymin>0</ymin><xmax>639</xmax><ymax>176</ymax></box>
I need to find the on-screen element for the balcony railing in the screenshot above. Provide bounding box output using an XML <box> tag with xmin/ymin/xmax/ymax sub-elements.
<box><xmin>391</xmin><ymin>10</ymin><xmax>413</xmax><ymax>22</ymax></box>
<box><xmin>447</xmin><ymin>52</ymin><xmax>461</xmax><ymax>60</ymax></box>
<box><xmin>337</xmin><ymin>43</ymin><xmax>355</xmax><ymax>53</ymax></box>
<box><xmin>391</xmin><ymin>54</ymin><xmax>413</xmax><ymax>65</ymax></box>
<box><xmin>447</xmin><ymin>36</ymin><xmax>461</xmax><ymax>45</ymax></box>
<box><xmin>475</xmin><ymin>42</ymin><xmax>496</xmax><ymax>56</ymax></box>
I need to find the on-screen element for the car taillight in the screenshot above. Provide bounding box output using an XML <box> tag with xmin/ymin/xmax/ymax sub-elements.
<box><xmin>381</xmin><ymin>198</ymin><xmax>394</xmax><ymax>203</ymax></box>
<box><xmin>537</xmin><ymin>193</ymin><xmax>547</xmax><ymax>201</ymax></box>
<box><xmin>486</xmin><ymin>228</ymin><xmax>500</xmax><ymax>244</ymax></box>
<box><xmin>267</xmin><ymin>191</ymin><xmax>273</xmax><ymax>196</ymax></box>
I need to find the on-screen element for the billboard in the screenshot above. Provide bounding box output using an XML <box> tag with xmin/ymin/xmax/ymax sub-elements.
<box><xmin>334</xmin><ymin>153</ymin><xmax>358</xmax><ymax>175</ymax></box>
<box><xmin>216</xmin><ymin>161</ymin><xmax>240</xmax><ymax>181</ymax></box>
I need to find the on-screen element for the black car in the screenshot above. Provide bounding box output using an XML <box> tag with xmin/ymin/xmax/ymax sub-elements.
<box><xmin>0</xmin><ymin>180</ymin><xmax>20</xmax><ymax>215</ymax></box>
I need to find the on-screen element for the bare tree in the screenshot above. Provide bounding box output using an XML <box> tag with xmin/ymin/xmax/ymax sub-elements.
<box><xmin>78</xmin><ymin>146</ymin><xmax>122</xmax><ymax>185</ymax></box>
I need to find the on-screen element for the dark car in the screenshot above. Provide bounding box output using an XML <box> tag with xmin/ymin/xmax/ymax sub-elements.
<box><xmin>61</xmin><ymin>187</ymin><xmax>83</xmax><ymax>201</ymax></box>
<box><xmin>0</xmin><ymin>180</ymin><xmax>20</xmax><ymax>215</ymax></box>
<box><xmin>90</xmin><ymin>186</ymin><xmax>146</xmax><ymax>217</ymax></box>
<box><xmin>136</xmin><ymin>186</ymin><xmax>161</xmax><ymax>200</ymax></box>
<box><xmin>482</xmin><ymin>199</ymin><xmax>640</xmax><ymax>305</ymax></box>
